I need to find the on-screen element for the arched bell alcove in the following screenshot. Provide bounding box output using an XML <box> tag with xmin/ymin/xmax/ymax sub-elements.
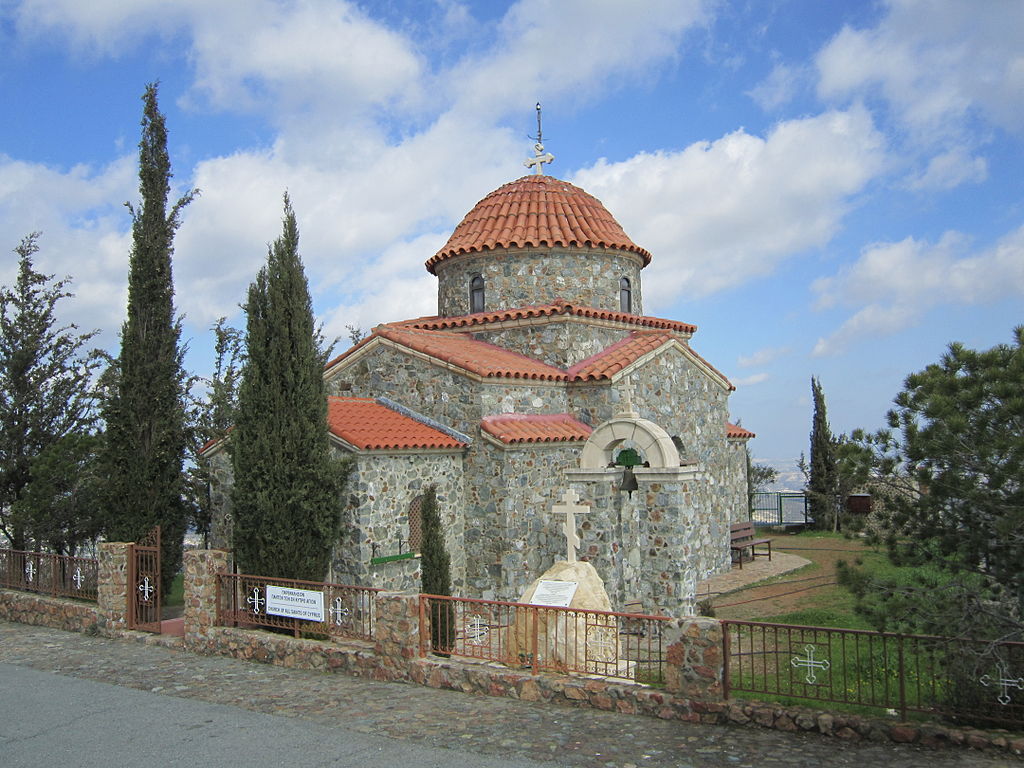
<box><xmin>579</xmin><ymin>416</ymin><xmax>680</xmax><ymax>470</ymax></box>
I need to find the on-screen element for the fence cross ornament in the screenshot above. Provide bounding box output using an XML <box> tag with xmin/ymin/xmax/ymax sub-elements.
<box><xmin>329</xmin><ymin>597</ymin><xmax>350</xmax><ymax>626</ymax></box>
<box><xmin>24</xmin><ymin>561</ymin><xmax>36</xmax><ymax>583</ymax></box>
<box><xmin>72</xmin><ymin>566</ymin><xmax>84</xmax><ymax>590</ymax></box>
<box><xmin>137</xmin><ymin>575</ymin><xmax>155</xmax><ymax>602</ymax></box>
<box><xmin>980</xmin><ymin>664</ymin><xmax>1024</xmax><ymax>706</ymax></box>
<box><xmin>553</xmin><ymin>489</ymin><xmax>590</xmax><ymax>563</ymax></box>
<box><xmin>247</xmin><ymin>586</ymin><xmax>264</xmax><ymax>614</ymax></box>
<box><xmin>466</xmin><ymin>615</ymin><xmax>490</xmax><ymax>646</ymax></box>
<box><xmin>791</xmin><ymin>643</ymin><xmax>831</xmax><ymax>684</ymax></box>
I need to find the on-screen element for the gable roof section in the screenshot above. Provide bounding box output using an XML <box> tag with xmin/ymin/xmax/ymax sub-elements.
<box><xmin>481</xmin><ymin>413</ymin><xmax>593</xmax><ymax>444</ymax></box>
<box><xmin>726</xmin><ymin>422</ymin><xmax>755</xmax><ymax>439</ymax></box>
<box><xmin>567</xmin><ymin>332</ymin><xmax>675</xmax><ymax>380</ymax></box>
<box><xmin>401</xmin><ymin>299</ymin><xmax>696</xmax><ymax>335</ymax></box>
<box><xmin>372</xmin><ymin>325</ymin><xmax>568</xmax><ymax>381</ymax></box>
<box><xmin>328</xmin><ymin>397</ymin><xmax>468</xmax><ymax>451</ymax></box>
<box><xmin>326</xmin><ymin>322</ymin><xmax>732</xmax><ymax>390</ymax></box>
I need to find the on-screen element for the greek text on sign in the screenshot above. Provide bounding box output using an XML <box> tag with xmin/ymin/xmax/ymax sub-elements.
<box><xmin>530</xmin><ymin>580</ymin><xmax>578</xmax><ymax>608</ymax></box>
<box><xmin>265</xmin><ymin>585</ymin><xmax>325</xmax><ymax>621</ymax></box>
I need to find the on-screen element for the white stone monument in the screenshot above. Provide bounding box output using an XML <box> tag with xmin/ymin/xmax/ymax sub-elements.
<box><xmin>509</xmin><ymin>489</ymin><xmax>621</xmax><ymax>675</ymax></box>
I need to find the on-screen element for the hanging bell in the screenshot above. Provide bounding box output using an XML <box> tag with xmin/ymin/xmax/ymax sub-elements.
<box><xmin>620</xmin><ymin>466</ymin><xmax>639</xmax><ymax>497</ymax></box>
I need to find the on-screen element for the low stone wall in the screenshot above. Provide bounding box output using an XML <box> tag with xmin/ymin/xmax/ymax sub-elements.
<box><xmin>3</xmin><ymin>547</ymin><xmax>1021</xmax><ymax>755</ymax></box>
<box><xmin>0</xmin><ymin>589</ymin><xmax>98</xmax><ymax>632</ymax></box>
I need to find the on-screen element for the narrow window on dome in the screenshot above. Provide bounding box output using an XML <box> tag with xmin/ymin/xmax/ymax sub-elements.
<box><xmin>620</xmin><ymin>277</ymin><xmax>632</xmax><ymax>314</ymax></box>
<box><xmin>470</xmin><ymin>274</ymin><xmax>485</xmax><ymax>313</ymax></box>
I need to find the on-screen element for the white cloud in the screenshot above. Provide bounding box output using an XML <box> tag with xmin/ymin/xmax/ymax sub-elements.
<box><xmin>737</xmin><ymin>346</ymin><xmax>789</xmax><ymax>368</ymax></box>
<box><xmin>572</xmin><ymin>106</ymin><xmax>886</xmax><ymax>307</ymax></box>
<box><xmin>449</xmin><ymin>0</ymin><xmax>710</xmax><ymax>117</ymax></box>
<box><xmin>812</xmin><ymin>225</ymin><xmax>1024</xmax><ymax>355</ymax></box>
<box><xmin>732</xmin><ymin>372</ymin><xmax>769</xmax><ymax>387</ymax></box>
<box><xmin>904</xmin><ymin>148</ymin><xmax>987</xmax><ymax>191</ymax></box>
<box><xmin>816</xmin><ymin>0</ymin><xmax>1024</xmax><ymax>163</ymax></box>
<box><xmin>747</xmin><ymin>63</ymin><xmax>803</xmax><ymax>111</ymax></box>
<box><xmin>0</xmin><ymin>154</ymin><xmax>137</xmax><ymax>345</ymax></box>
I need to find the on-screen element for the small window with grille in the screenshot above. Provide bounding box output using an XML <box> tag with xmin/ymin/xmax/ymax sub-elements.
<box><xmin>407</xmin><ymin>495</ymin><xmax>424</xmax><ymax>552</ymax></box>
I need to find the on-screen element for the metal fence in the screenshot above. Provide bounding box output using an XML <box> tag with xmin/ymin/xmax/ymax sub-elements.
<box><xmin>723</xmin><ymin>620</ymin><xmax>1024</xmax><ymax>726</ymax></box>
<box><xmin>216</xmin><ymin>572</ymin><xmax>381</xmax><ymax>642</ymax></box>
<box><xmin>750</xmin><ymin>492</ymin><xmax>810</xmax><ymax>527</ymax></box>
<box><xmin>0</xmin><ymin>548</ymin><xmax>99</xmax><ymax>602</ymax></box>
<box><xmin>420</xmin><ymin>594</ymin><xmax>669</xmax><ymax>684</ymax></box>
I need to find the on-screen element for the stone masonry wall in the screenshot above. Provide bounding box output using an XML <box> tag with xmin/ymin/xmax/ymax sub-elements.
<box><xmin>472</xmin><ymin>319</ymin><xmax>631</xmax><ymax>370</ymax></box>
<box><xmin>333</xmin><ymin>451</ymin><xmax>465</xmax><ymax>593</ymax></box>
<box><xmin>0</xmin><ymin>589</ymin><xmax>97</xmax><ymax>632</ymax></box>
<box><xmin>435</xmin><ymin>247</ymin><xmax>645</xmax><ymax>318</ymax></box>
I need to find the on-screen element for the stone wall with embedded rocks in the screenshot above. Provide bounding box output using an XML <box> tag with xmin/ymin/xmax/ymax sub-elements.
<box><xmin>334</xmin><ymin>451</ymin><xmax>465</xmax><ymax>593</ymax></box>
<box><xmin>435</xmin><ymin>248</ymin><xmax>645</xmax><ymax>317</ymax></box>
<box><xmin>472</xmin><ymin>318</ymin><xmax>632</xmax><ymax>370</ymax></box>
<box><xmin>0</xmin><ymin>589</ymin><xmax>97</xmax><ymax>632</ymax></box>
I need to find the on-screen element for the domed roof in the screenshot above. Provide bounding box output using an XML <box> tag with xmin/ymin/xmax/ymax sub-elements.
<box><xmin>425</xmin><ymin>174</ymin><xmax>652</xmax><ymax>274</ymax></box>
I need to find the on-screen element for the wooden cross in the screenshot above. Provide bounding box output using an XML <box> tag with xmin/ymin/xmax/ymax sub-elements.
<box><xmin>553</xmin><ymin>489</ymin><xmax>590</xmax><ymax>563</ymax></box>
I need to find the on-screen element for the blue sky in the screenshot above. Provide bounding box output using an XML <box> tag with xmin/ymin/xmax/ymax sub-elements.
<box><xmin>1</xmin><ymin>0</ymin><xmax>1021</xmax><ymax>477</ymax></box>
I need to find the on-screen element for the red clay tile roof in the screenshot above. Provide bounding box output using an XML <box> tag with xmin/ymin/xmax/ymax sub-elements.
<box><xmin>567</xmin><ymin>332</ymin><xmax>675</xmax><ymax>380</ymax></box>
<box><xmin>426</xmin><ymin>175</ymin><xmax>652</xmax><ymax>273</ymax></box>
<box><xmin>726</xmin><ymin>422</ymin><xmax>755</xmax><ymax>439</ymax></box>
<box><xmin>328</xmin><ymin>397</ymin><xmax>467</xmax><ymax>450</ymax></box>
<box><xmin>375</xmin><ymin>325</ymin><xmax>567</xmax><ymax>380</ymax></box>
<box><xmin>402</xmin><ymin>299</ymin><xmax>696</xmax><ymax>335</ymax></box>
<box><xmin>482</xmin><ymin>413</ymin><xmax>592</xmax><ymax>444</ymax></box>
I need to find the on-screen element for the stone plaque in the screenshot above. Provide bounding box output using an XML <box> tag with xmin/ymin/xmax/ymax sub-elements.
<box><xmin>530</xmin><ymin>580</ymin><xmax>578</xmax><ymax>607</ymax></box>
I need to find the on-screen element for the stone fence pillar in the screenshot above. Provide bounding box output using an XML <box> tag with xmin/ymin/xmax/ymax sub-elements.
<box><xmin>373</xmin><ymin>592</ymin><xmax>422</xmax><ymax>680</ymax></box>
<box><xmin>664</xmin><ymin>617</ymin><xmax>725</xmax><ymax>701</ymax></box>
<box><xmin>183</xmin><ymin>549</ymin><xmax>230</xmax><ymax>647</ymax></box>
<box><xmin>96</xmin><ymin>542</ymin><xmax>131</xmax><ymax>634</ymax></box>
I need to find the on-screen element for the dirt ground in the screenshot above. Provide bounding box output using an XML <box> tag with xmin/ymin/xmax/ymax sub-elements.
<box><xmin>710</xmin><ymin>533</ymin><xmax>873</xmax><ymax>622</ymax></box>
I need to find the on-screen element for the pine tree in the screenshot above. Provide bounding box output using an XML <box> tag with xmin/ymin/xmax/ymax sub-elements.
<box><xmin>807</xmin><ymin>376</ymin><xmax>838</xmax><ymax>530</ymax></box>
<box><xmin>0</xmin><ymin>233</ymin><xmax>102</xmax><ymax>552</ymax></box>
<box><xmin>230</xmin><ymin>194</ymin><xmax>346</xmax><ymax>581</ymax></box>
<box><xmin>185</xmin><ymin>318</ymin><xmax>244</xmax><ymax>545</ymax></box>
<box><xmin>100</xmin><ymin>83</ymin><xmax>195</xmax><ymax>595</ymax></box>
<box><xmin>419</xmin><ymin>484</ymin><xmax>455</xmax><ymax>652</ymax></box>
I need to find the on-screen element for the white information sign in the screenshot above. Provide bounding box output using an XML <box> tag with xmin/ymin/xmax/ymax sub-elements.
<box><xmin>265</xmin><ymin>585</ymin><xmax>325</xmax><ymax>621</ymax></box>
<box><xmin>530</xmin><ymin>580</ymin><xmax>579</xmax><ymax>608</ymax></box>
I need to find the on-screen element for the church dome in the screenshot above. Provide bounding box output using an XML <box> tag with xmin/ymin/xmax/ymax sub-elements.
<box><xmin>425</xmin><ymin>174</ymin><xmax>651</xmax><ymax>275</ymax></box>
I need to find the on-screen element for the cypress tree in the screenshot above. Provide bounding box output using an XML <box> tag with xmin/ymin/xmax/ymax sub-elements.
<box><xmin>231</xmin><ymin>194</ymin><xmax>345</xmax><ymax>581</ymax></box>
<box><xmin>101</xmin><ymin>83</ymin><xmax>195</xmax><ymax>595</ymax></box>
<box><xmin>807</xmin><ymin>375</ymin><xmax>838</xmax><ymax>530</ymax></box>
<box><xmin>419</xmin><ymin>484</ymin><xmax>455</xmax><ymax>652</ymax></box>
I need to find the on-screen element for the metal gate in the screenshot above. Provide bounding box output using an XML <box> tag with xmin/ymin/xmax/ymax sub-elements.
<box><xmin>128</xmin><ymin>526</ymin><xmax>161</xmax><ymax>632</ymax></box>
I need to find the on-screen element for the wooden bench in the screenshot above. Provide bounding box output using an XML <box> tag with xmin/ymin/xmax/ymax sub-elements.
<box><xmin>730</xmin><ymin>521</ymin><xmax>772</xmax><ymax>569</ymax></box>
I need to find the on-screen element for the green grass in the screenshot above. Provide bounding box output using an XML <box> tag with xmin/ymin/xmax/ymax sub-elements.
<box><xmin>165</xmin><ymin>572</ymin><xmax>183</xmax><ymax>607</ymax></box>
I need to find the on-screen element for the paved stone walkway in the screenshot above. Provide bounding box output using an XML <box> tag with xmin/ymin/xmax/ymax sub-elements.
<box><xmin>1</xmin><ymin>621</ymin><xmax>1019</xmax><ymax>767</ymax></box>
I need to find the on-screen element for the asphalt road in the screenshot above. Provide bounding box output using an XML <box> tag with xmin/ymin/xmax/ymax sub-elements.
<box><xmin>0</xmin><ymin>663</ymin><xmax>557</xmax><ymax>768</ymax></box>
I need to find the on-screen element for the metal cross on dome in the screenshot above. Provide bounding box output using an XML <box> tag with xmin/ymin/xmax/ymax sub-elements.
<box><xmin>524</xmin><ymin>102</ymin><xmax>554</xmax><ymax>175</ymax></box>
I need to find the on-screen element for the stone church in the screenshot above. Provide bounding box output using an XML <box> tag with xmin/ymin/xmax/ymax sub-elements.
<box><xmin>206</xmin><ymin>158</ymin><xmax>752</xmax><ymax>617</ymax></box>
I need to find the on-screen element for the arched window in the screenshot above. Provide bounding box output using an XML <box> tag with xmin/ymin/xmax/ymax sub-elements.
<box><xmin>407</xmin><ymin>495</ymin><xmax>424</xmax><ymax>552</ymax></box>
<box><xmin>619</xmin><ymin>277</ymin><xmax>632</xmax><ymax>314</ymax></box>
<box><xmin>470</xmin><ymin>275</ymin><xmax>485</xmax><ymax>313</ymax></box>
